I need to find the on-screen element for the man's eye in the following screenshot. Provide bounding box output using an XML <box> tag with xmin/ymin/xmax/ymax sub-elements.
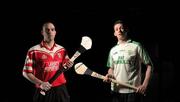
<box><xmin>51</xmin><ymin>29</ymin><xmax>55</xmax><ymax>31</ymax></box>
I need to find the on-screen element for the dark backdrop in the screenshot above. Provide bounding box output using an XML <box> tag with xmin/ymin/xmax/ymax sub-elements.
<box><xmin>1</xmin><ymin>2</ymin><xmax>178</xmax><ymax>102</ymax></box>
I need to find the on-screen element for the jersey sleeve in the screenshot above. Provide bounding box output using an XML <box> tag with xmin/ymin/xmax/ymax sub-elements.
<box><xmin>107</xmin><ymin>50</ymin><xmax>113</xmax><ymax>69</ymax></box>
<box><xmin>137</xmin><ymin>43</ymin><xmax>154</xmax><ymax>70</ymax></box>
<box><xmin>22</xmin><ymin>50</ymin><xmax>34</xmax><ymax>73</ymax></box>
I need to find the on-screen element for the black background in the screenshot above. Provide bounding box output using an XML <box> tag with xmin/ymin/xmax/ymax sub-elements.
<box><xmin>1</xmin><ymin>1</ymin><xmax>178</xmax><ymax>102</ymax></box>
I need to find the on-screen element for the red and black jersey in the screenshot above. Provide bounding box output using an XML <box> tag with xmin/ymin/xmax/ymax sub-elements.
<box><xmin>23</xmin><ymin>41</ymin><xmax>69</xmax><ymax>87</ymax></box>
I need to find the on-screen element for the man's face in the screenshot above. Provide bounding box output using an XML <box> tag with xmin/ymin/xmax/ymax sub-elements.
<box><xmin>42</xmin><ymin>23</ymin><xmax>56</xmax><ymax>41</ymax></box>
<box><xmin>114</xmin><ymin>23</ymin><xmax>124</xmax><ymax>36</ymax></box>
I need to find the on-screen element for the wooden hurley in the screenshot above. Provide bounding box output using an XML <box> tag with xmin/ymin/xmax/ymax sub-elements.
<box><xmin>40</xmin><ymin>36</ymin><xmax>92</xmax><ymax>95</ymax></box>
<box><xmin>74</xmin><ymin>62</ymin><xmax>137</xmax><ymax>90</ymax></box>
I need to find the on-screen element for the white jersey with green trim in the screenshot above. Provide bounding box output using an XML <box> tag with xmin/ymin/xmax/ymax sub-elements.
<box><xmin>107</xmin><ymin>39</ymin><xmax>152</xmax><ymax>93</ymax></box>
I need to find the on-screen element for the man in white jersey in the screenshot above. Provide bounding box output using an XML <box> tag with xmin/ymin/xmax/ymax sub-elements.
<box><xmin>22</xmin><ymin>21</ymin><xmax>74</xmax><ymax>102</ymax></box>
<box><xmin>104</xmin><ymin>19</ymin><xmax>153</xmax><ymax>102</ymax></box>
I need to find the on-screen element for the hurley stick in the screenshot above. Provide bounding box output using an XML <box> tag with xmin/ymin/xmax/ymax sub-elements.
<box><xmin>40</xmin><ymin>36</ymin><xmax>92</xmax><ymax>95</ymax></box>
<box><xmin>74</xmin><ymin>62</ymin><xmax>137</xmax><ymax>90</ymax></box>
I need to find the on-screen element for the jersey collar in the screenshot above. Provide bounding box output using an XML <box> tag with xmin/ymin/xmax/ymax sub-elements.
<box><xmin>40</xmin><ymin>40</ymin><xmax>57</xmax><ymax>51</ymax></box>
<box><xmin>117</xmin><ymin>39</ymin><xmax>132</xmax><ymax>45</ymax></box>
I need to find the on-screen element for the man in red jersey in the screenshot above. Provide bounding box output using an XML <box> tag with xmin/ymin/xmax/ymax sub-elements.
<box><xmin>22</xmin><ymin>21</ymin><xmax>74</xmax><ymax>102</ymax></box>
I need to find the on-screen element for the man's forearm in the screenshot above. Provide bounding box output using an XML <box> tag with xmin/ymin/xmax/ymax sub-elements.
<box><xmin>142</xmin><ymin>65</ymin><xmax>152</xmax><ymax>87</ymax></box>
<box><xmin>23</xmin><ymin>72</ymin><xmax>43</xmax><ymax>85</ymax></box>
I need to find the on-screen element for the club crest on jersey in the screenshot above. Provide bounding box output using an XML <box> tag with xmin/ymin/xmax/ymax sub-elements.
<box><xmin>57</xmin><ymin>53</ymin><xmax>62</xmax><ymax>58</ymax></box>
<box><xmin>41</xmin><ymin>54</ymin><xmax>47</xmax><ymax>60</ymax></box>
<box><xmin>128</xmin><ymin>50</ymin><xmax>133</xmax><ymax>55</ymax></box>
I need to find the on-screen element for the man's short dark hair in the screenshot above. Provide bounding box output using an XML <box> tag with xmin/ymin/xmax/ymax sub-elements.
<box><xmin>113</xmin><ymin>19</ymin><xmax>129</xmax><ymax>32</ymax></box>
<box><xmin>113</xmin><ymin>20</ymin><xmax>124</xmax><ymax>26</ymax></box>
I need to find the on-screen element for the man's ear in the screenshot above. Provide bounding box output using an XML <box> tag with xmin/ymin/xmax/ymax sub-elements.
<box><xmin>114</xmin><ymin>32</ymin><xmax>116</xmax><ymax>36</ymax></box>
<box><xmin>120</xmin><ymin>28</ymin><xmax>124</xmax><ymax>33</ymax></box>
<box><xmin>41</xmin><ymin>30</ymin><xmax>43</xmax><ymax>35</ymax></box>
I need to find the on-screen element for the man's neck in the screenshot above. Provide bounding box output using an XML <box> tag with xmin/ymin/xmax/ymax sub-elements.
<box><xmin>44</xmin><ymin>40</ymin><xmax>55</xmax><ymax>49</ymax></box>
<box><xmin>118</xmin><ymin>36</ymin><xmax>128</xmax><ymax>44</ymax></box>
